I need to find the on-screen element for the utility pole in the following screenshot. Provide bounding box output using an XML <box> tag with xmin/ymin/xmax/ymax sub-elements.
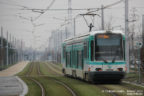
<box><xmin>6</xmin><ymin>31</ymin><xmax>9</xmax><ymax>66</ymax></box>
<box><xmin>1</xmin><ymin>27</ymin><xmax>4</xmax><ymax>69</ymax></box>
<box><xmin>21</xmin><ymin>40</ymin><xmax>23</xmax><ymax>61</ymax></box>
<box><xmin>12</xmin><ymin>36</ymin><xmax>14</xmax><ymax>64</ymax></box>
<box><xmin>65</xmin><ymin>25</ymin><xmax>68</xmax><ymax>39</ymax></box>
<box><xmin>125</xmin><ymin>0</ymin><xmax>130</xmax><ymax>73</ymax></box>
<box><xmin>101</xmin><ymin>5</ymin><xmax>104</xmax><ymax>30</ymax></box>
<box><xmin>14</xmin><ymin>38</ymin><xmax>16</xmax><ymax>63</ymax></box>
<box><xmin>142</xmin><ymin>15</ymin><xmax>144</xmax><ymax>43</ymax></box>
<box><xmin>68</xmin><ymin>0</ymin><xmax>73</xmax><ymax>37</ymax></box>
<box><xmin>17</xmin><ymin>40</ymin><xmax>20</xmax><ymax>62</ymax></box>
<box><xmin>10</xmin><ymin>34</ymin><xmax>11</xmax><ymax>65</ymax></box>
<box><xmin>74</xmin><ymin>18</ymin><xmax>76</xmax><ymax>36</ymax></box>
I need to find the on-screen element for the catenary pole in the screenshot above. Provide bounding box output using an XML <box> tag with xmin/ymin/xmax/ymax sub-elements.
<box><xmin>74</xmin><ymin>18</ymin><xmax>76</xmax><ymax>37</ymax></box>
<box><xmin>1</xmin><ymin>27</ymin><xmax>4</xmax><ymax>69</ymax></box>
<box><xmin>101</xmin><ymin>5</ymin><xmax>104</xmax><ymax>30</ymax></box>
<box><xmin>125</xmin><ymin>0</ymin><xmax>130</xmax><ymax>73</ymax></box>
<box><xmin>142</xmin><ymin>15</ymin><xmax>144</xmax><ymax>43</ymax></box>
<box><xmin>68</xmin><ymin>0</ymin><xmax>72</xmax><ymax>37</ymax></box>
<box><xmin>12</xmin><ymin>36</ymin><xmax>14</xmax><ymax>64</ymax></box>
<box><xmin>10</xmin><ymin>34</ymin><xmax>11</xmax><ymax>65</ymax></box>
<box><xmin>6</xmin><ymin>31</ymin><xmax>9</xmax><ymax>66</ymax></box>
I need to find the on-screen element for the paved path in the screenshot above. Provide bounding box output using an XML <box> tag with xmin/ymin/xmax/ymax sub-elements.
<box><xmin>0</xmin><ymin>76</ymin><xmax>22</xmax><ymax>96</ymax></box>
<box><xmin>0</xmin><ymin>61</ymin><xmax>29</xmax><ymax>96</ymax></box>
<box><xmin>0</xmin><ymin>61</ymin><xmax>29</xmax><ymax>76</ymax></box>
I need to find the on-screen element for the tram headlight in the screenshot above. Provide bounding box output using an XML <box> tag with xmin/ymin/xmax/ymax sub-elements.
<box><xmin>117</xmin><ymin>68</ymin><xmax>123</xmax><ymax>71</ymax></box>
<box><xmin>88</xmin><ymin>67</ymin><xmax>91</xmax><ymax>71</ymax></box>
<box><xmin>125</xmin><ymin>66</ymin><xmax>127</xmax><ymax>72</ymax></box>
<box><xmin>96</xmin><ymin>68</ymin><xmax>102</xmax><ymax>71</ymax></box>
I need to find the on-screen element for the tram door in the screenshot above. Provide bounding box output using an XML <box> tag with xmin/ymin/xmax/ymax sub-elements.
<box><xmin>78</xmin><ymin>50</ymin><xmax>83</xmax><ymax>69</ymax></box>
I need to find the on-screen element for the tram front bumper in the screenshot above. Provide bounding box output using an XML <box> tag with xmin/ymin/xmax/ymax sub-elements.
<box><xmin>88</xmin><ymin>71</ymin><xmax>125</xmax><ymax>81</ymax></box>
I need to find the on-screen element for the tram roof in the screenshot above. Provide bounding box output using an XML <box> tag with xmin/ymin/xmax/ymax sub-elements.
<box><xmin>64</xmin><ymin>30</ymin><xmax>124</xmax><ymax>42</ymax></box>
<box><xmin>90</xmin><ymin>30</ymin><xmax>124</xmax><ymax>35</ymax></box>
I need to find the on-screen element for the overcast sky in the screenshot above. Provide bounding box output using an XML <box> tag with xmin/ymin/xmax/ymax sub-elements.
<box><xmin>0</xmin><ymin>0</ymin><xmax>144</xmax><ymax>50</ymax></box>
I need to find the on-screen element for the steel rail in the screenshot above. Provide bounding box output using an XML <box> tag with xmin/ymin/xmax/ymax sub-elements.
<box><xmin>26</xmin><ymin>62</ymin><xmax>46</xmax><ymax>96</ymax></box>
<box><xmin>97</xmin><ymin>85</ymin><xmax>120</xmax><ymax>96</ymax></box>
<box><xmin>30</xmin><ymin>78</ymin><xmax>46</xmax><ymax>96</ymax></box>
<box><xmin>38</xmin><ymin>62</ymin><xmax>77</xmax><ymax>96</ymax></box>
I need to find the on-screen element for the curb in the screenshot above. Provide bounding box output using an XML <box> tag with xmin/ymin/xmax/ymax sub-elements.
<box><xmin>16</xmin><ymin>76</ymin><xmax>28</xmax><ymax>96</ymax></box>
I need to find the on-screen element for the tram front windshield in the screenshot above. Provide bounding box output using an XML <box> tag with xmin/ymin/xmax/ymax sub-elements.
<box><xmin>95</xmin><ymin>34</ymin><xmax>124</xmax><ymax>61</ymax></box>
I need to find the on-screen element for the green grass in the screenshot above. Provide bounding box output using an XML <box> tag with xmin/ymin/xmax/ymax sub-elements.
<box><xmin>39</xmin><ymin>62</ymin><xmax>55</xmax><ymax>76</ymax></box>
<box><xmin>41</xmin><ymin>62</ymin><xmax>144</xmax><ymax>96</ymax></box>
<box><xmin>124</xmin><ymin>72</ymin><xmax>144</xmax><ymax>82</ymax></box>
<box><xmin>21</xmin><ymin>77</ymin><xmax>41</xmax><ymax>96</ymax></box>
<box><xmin>57</xmin><ymin>77</ymin><xmax>107</xmax><ymax>96</ymax></box>
<box><xmin>36</xmin><ymin>77</ymin><xmax>72</xmax><ymax>96</ymax></box>
<box><xmin>29</xmin><ymin>62</ymin><xmax>38</xmax><ymax>76</ymax></box>
<box><xmin>122</xmin><ymin>82</ymin><xmax>144</xmax><ymax>90</ymax></box>
<box><xmin>17</xmin><ymin>62</ymin><xmax>73</xmax><ymax>96</ymax></box>
<box><xmin>40</xmin><ymin>62</ymin><xmax>107</xmax><ymax>96</ymax></box>
<box><xmin>17</xmin><ymin>62</ymin><xmax>144</xmax><ymax>96</ymax></box>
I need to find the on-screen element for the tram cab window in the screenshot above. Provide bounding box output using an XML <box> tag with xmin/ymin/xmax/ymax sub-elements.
<box><xmin>91</xmin><ymin>40</ymin><xmax>94</xmax><ymax>61</ymax></box>
<box><xmin>95</xmin><ymin>34</ymin><xmax>123</xmax><ymax>61</ymax></box>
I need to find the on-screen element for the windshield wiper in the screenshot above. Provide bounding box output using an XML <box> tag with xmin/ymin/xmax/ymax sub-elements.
<box><xmin>112</xmin><ymin>50</ymin><xmax>118</xmax><ymax>63</ymax></box>
<box><xmin>112</xmin><ymin>56</ymin><xmax>116</xmax><ymax>63</ymax></box>
<box><xmin>102</xmin><ymin>58</ymin><xmax>108</xmax><ymax>63</ymax></box>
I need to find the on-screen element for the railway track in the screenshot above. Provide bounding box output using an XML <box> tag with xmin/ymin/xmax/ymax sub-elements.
<box><xmin>44</xmin><ymin>62</ymin><xmax>124</xmax><ymax>96</ymax></box>
<box><xmin>97</xmin><ymin>85</ymin><xmax>120</xmax><ymax>96</ymax></box>
<box><xmin>45</xmin><ymin>62</ymin><xmax>144</xmax><ymax>96</ymax></box>
<box><xmin>96</xmin><ymin>82</ymin><xmax>144</xmax><ymax>96</ymax></box>
<box><xmin>37</xmin><ymin>62</ymin><xmax>77</xmax><ymax>96</ymax></box>
<box><xmin>26</xmin><ymin>62</ymin><xmax>46</xmax><ymax>96</ymax></box>
<box><xmin>30</xmin><ymin>78</ymin><xmax>46</xmax><ymax>96</ymax></box>
<box><xmin>26</xmin><ymin>62</ymin><xmax>33</xmax><ymax>76</ymax></box>
<box><xmin>19</xmin><ymin>62</ymin><xmax>144</xmax><ymax>96</ymax></box>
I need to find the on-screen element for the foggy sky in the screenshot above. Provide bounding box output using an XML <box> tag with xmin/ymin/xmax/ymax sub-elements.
<box><xmin>0</xmin><ymin>0</ymin><xmax>144</xmax><ymax>50</ymax></box>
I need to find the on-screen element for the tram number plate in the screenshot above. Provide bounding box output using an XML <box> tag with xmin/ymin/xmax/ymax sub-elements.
<box><xmin>107</xmin><ymin>69</ymin><xmax>113</xmax><ymax>71</ymax></box>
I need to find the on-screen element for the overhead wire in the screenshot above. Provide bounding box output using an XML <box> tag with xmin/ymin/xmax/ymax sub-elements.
<box><xmin>0</xmin><ymin>1</ymin><xmax>29</xmax><ymax>9</ymax></box>
<box><xmin>86</xmin><ymin>0</ymin><xmax>124</xmax><ymax>14</ymax></box>
<box><xmin>33</xmin><ymin>0</ymin><xmax>56</xmax><ymax>21</ymax></box>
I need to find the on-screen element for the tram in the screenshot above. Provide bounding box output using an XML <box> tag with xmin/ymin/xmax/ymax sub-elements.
<box><xmin>61</xmin><ymin>30</ymin><xmax>126</xmax><ymax>83</ymax></box>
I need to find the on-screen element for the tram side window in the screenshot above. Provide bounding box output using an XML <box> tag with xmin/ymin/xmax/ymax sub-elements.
<box><xmin>123</xmin><ymin>40</ymin><xmax>125</xmax><ymax>60</ymax></box>
<box><xmin>70</xmin><ymin>51</ymin><xmax>72</xmax><ymax>67</ymax></box>
<box><xmin>84</xmin><ymin>42</ymin><xmax>88</xmax><ymax>58</ymax></box>
<box><xmin>63</xmin><ymin>46</ymin><xmax>66</xmax><ymax>58</ymax></box>
<box><xmin>66</xmin><ymin>52</ymin><xmax>70</xmax><ymax>67</ymax></box>
<box><xmin>82</xmin><ymin>50</ymin><xmax>84</xmax><ymax>69</ymax></box>
<box><xmin>66</xmin><ymin>52</ymin><xmax>68</xmax><ymax>67</ymax></box>
<box><xmin>76</xmin><ymin>51</ymin><xmax>78</xmax><ymax>68</ymax></box>
<box><xmin>78</xmin><ymin>51</ymin><xmax>83</xmax><ymax>69</ymax></box>
<box><xmin>91</xmin><ymin>40</ymin><xmax>94</xmax><ymax>61</ymax></box>
<box><xmin>73</xmin><ymin>50</ymin><xmax>77</xmax><ymax>68</ymax></box>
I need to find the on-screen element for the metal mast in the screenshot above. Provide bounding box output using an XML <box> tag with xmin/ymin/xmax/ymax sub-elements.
<box><xmin>142</xmin><ymin>15</ymin><xmax>144</xmax><ymax>43</ymax></box>
<box><xmin>68</xmin><ymin>0</ymin><xmax>73</xmax><ymax>37</ymax></box>
<box><xmin>125</xmin><ymin>0</ymin><xmax>130</xmax><ymax>73</ymax></box>
<box><xmin>6</xmin><ymin>31</ymin><xmax>9</xmax><ymax>66</ymax></box>
<box><xmin>101</xmin><ymin>5</ymin><xmax>104</xmax><ymax>30</ymax></box>
<box><xmin>1</xmin><ymin>27</ymin><xmax>4</xmax><ymax>69</ymax></box>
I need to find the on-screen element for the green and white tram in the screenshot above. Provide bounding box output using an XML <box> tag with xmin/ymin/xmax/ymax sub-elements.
<box><xmin>62</xmin><ymin>30</ymin><xmax>126</xmax><ymax>82</ymax></box>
